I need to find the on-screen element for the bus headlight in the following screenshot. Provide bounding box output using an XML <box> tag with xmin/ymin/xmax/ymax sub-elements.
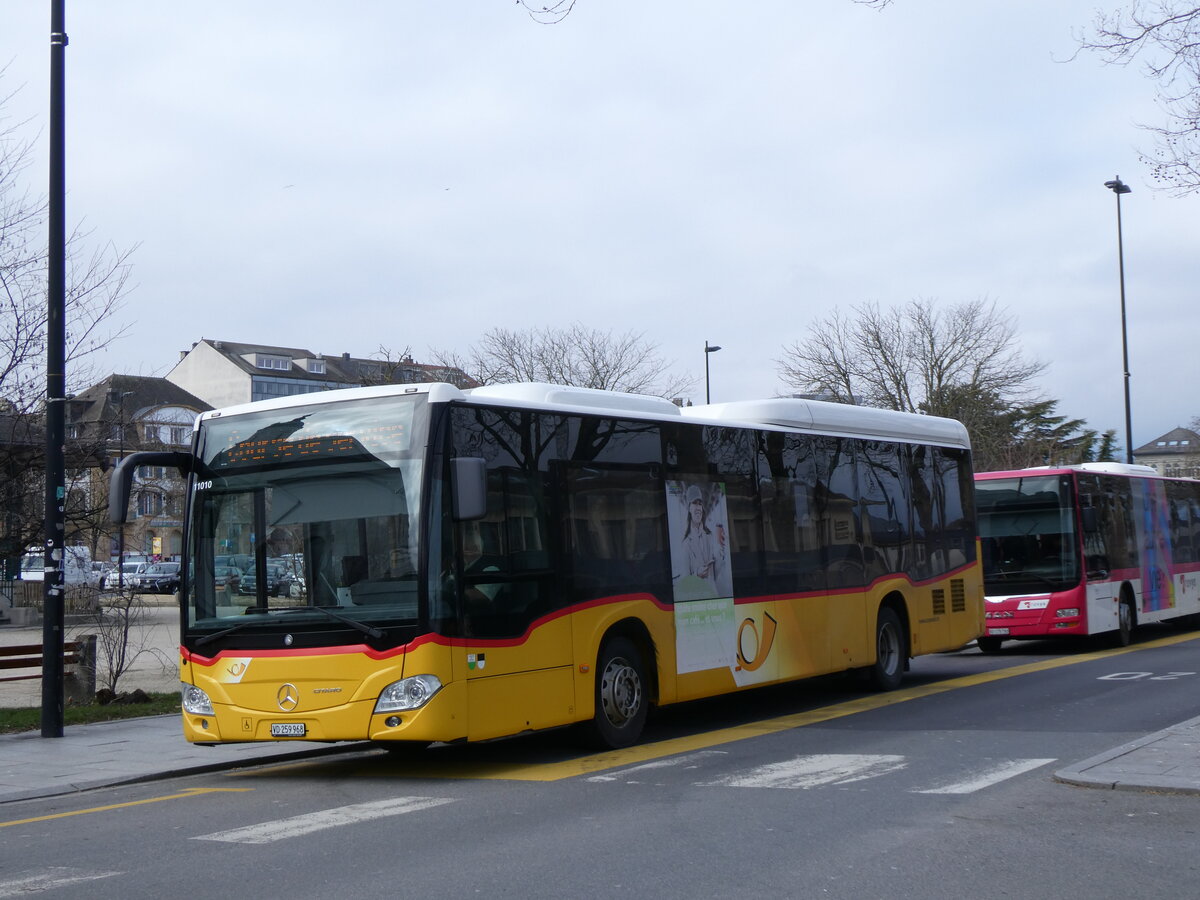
<box><xmin>181</xmin><ymin>683</ymin><xmax>214</xmax><ymax>715</ymax></box>
<box><xmin>1056</xmin><ymin>608</ymin><xmax>1080</xmax><ymax>618</ymax></box>
<box><xmin>375</xmin><ymin>674</ymin><xmax>442</xmax><ymax>713</ymax></box>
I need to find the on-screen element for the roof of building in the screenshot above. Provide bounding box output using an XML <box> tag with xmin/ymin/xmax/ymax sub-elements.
<box><xmin>180</xmin><ymin>339</ymin><xmax>476</xmax><ymax>388</ymax></box>
<box><xmin>1133</xmin><ymin>427</ymin><xmax>1200</xmax><ymax>457</ymax></box>
<box><xmin>66</xmin><ymin>374</ymin><xmax>211</xmax><ymax>425</ymax></box>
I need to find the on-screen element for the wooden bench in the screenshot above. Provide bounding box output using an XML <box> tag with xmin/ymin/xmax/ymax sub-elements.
<box><xmin>0</xmin><ymin>641</ymin><xmax>85</xmax><ymax>682</ymax></box>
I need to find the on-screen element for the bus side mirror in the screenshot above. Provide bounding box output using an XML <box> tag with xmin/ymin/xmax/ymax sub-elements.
<box><xmin>451</xmin><ymin>457</ymin><xmax>487</xmax><ymax>521</ymax></box>
<box><xmin>109</xmin><ymin>451</ymin><xmax>192</xmax><ymax>524</ymax></box>
<box><xmin>1080</xmin><ymin>507</ymin><xmax>1099</xmax><ymax>533</ymax></box>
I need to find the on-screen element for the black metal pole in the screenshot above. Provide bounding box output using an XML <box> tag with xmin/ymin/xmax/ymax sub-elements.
<box><xmin>42</xmin><ymin>0</ymin><xmax>68</xmax><ymax>738</ymax></box>
<box><xmin>1115</xmin><ymin>192</ymin><xmax>1133</xmax><ymax>464</ymax></box>
<box><xmin>704</xmin><ymin>342</ymin><xmax>711</xmax><ymax>404</ymax></box>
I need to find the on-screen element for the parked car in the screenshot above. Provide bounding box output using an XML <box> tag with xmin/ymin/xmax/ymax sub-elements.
<box><xmin>213</xmin><ymin>565</ymin><xmax>242</xmax><ymax>590</ymax></box>
<box><xmin>137</xmin><ymin>561</ymin><xmax>182</xmax><ymax>594</ymax></box>
<box><xmin>103</xmin><ymin>562</ymin><xmax>147</xmax><ymax>591</ymax></box>
<box><xmin>238</xmin><ymin>563</ymin><xmax>290</xmax><ymax>597</ymax></box>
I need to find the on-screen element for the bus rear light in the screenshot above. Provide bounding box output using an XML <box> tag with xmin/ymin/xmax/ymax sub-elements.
<box><xmin>181</xmin><ymin>682</ymin><xmax>214</xmax><ymax>715</ymax></box>
<box><xmin>1055</xmin><ymin>608</ymin><xmax>1080</xmax><ymax>618</ymax></box>
<box><xmin>375</xmin><ymin>674</ymin><xmax>442</xmax><ymax>713</ymax></box>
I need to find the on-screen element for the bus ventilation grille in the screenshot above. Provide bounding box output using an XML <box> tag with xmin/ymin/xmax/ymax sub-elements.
<box><xmin>931</xmin><ymin>588</ymin><xmax>946</xmax><ymax>616</ymax></box>
<box><xmin>951</xmin><ymin>579</ymin><xmax>966</xmax><ymax>613</ymax></box>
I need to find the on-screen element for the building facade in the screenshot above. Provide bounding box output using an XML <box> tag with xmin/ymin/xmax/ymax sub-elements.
<box><xmin>166</xmin><ymin>339</ymin><xmax>475</xmax><ymax>409</ymax></box>
<box><xmin>1133</xmin><ymin>427</ymin><xmax>1200</xmax><ymax>479</ymax></box>
<box><xmin>65</xmin><ymin>375</ymin><xmax>211</xmax><ymax>562</ymax></box>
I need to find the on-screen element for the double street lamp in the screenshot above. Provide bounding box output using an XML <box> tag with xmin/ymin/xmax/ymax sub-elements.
<box><xmin>1104</xmin><ymin>176</ymin><xmax>1133</xmax><ymax>464</ymax></box>
<box><xmin>704</xmin><ymin>341</ymin><xmax>722</xmax><ymax>404</ymax></box>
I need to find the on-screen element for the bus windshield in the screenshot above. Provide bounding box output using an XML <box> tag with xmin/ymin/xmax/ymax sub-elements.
<box><xmin>184</xmin><ymin>394</ymin><xmax>431</xmax><ymax>649</ymax></box>
<box><xmin>976</xmin><ymin>474</ymin><xmax>1080</xmax><ymax>594</ymax></box>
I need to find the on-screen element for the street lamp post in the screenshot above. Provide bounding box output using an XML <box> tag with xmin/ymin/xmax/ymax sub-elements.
<box><xmin>1104</xmin><ymin>176</ymin><xmax>1134</xmax><ymax>464</ymax></box>
<box><xmin>110</xmin><ymin>389</ymin><xmax>133</xmax><ymax>588</ymax></box>
<box><xmin>704</xmin><ymin>341</ymin><xmax>722</xmax><ymax>404</ymax></box>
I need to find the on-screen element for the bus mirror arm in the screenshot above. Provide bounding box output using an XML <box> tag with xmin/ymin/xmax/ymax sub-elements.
<box><xmin>108</xmin><ymin>451</ymin><xmax>193</xmax><ymax>524</ymax></box>
<box><xmin>451</xmin><ymin>457</ymin><xmax>487</xmax><ymax>521</ymax></box>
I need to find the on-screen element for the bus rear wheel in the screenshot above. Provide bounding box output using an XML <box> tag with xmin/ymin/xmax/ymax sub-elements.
<box><xmin>976</xmin><ymin>636</ymin><xmax>1004</xmax><ymax>653</ymax></box>
<box><xmin>587</xmin><ymin>637</ymin><xmax>648</xmax><ymax>749</ymax></box>
<box><xmin>868</xmin><ymin>607</ymin><xmax>906</xmax><ymax>691</ymax></box>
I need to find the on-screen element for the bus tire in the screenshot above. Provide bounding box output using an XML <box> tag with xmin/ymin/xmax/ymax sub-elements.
<box><xmin>868</xmin><ymin>607</ymin><xmax>907</xmax><ymax>691</ymax></box>
<box><xmin>976</xmin><ymin>637</ymin><xmax>1004</xmax><ymax>653</ymax></box>
<box><xmin>1111</xmin><ymin>593</ymin><xmax>1136</xmax><ymax>647</ymax></box>
<box><xmin>587</xmin><ymin>637</ymin><xmax>648</xmax><ymax>749</ymax></box>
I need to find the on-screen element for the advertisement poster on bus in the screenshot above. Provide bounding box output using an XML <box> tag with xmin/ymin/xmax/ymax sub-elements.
<box><xmin>666</xmin><ymin>479</ymin><xmax>735</xmax><ymax>673</ymax></box>
<box><xmin>1135</xmin><ymin>478</ymin><xmax>1176</xmax><ymax>612</ymax></box>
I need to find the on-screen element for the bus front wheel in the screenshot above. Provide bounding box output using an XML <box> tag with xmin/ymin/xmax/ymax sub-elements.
<box><xmin>868</xmin><ymin>607</ymin><xmax>907</xmax><ymax>691</ymax></box>
<box><xmin>588</xmin><ymin>637</ymin><xmax>648</xmax><ymax>749</ymax></box>
<box><xmin>1112</xmin><ymin>594</ymin><xmax>1136</xmax><ymax>647</ymax></box>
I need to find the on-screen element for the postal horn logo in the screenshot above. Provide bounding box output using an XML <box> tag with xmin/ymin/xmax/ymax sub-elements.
<box><xmin>736</xmin><ymin>612</ymin><xmax>778</xmax><ymax>672</ymax></box>
<box><xmin>277</xmin><ymin>683</ymin><xmax>300</xmax><ymax>711</ymax></box>
<box><xmin>467</xmin><ymin>653</ymin><xmax>486</xmax><ymax>671</ymax></box>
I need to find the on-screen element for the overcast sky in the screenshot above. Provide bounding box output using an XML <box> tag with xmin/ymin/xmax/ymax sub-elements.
<box><xmin>3</xmin><ymin>1</ymin><xmax>1196</xmax><ymax>452</ymax></box>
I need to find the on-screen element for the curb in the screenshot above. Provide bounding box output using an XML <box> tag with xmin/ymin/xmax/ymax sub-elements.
<box><xmin>1054</xmin><ymin>714</ymin><xmax>1200</xmax><ymax>796</ymax></box>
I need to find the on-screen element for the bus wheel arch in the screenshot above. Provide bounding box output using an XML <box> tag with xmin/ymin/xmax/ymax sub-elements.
<box><xmin>585</xmin><ymin>621</ymin><xmax>655</xmax><ymax>749</ymax></box>
<box><xmin>868</xmin><ymin>597</ymin><xmax>909</xmax><ymax>691</ymax></box>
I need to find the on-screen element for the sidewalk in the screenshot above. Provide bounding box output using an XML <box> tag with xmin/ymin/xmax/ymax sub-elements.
<box><xmin>0</xmin><ymin>714</ymin><xmax>368</xmax><ymax>804</ymax></box>
<box><xmin>1053</xmin><ymin>714</ymin><xmax>1200</xmax><ymax>795</ymax></box>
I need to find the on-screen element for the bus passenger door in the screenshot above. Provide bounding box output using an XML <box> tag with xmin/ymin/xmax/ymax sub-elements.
<box><xmin>458</xmin><ymin>549</ymin><xmax>574</xmax><ymax>740</ymax></box>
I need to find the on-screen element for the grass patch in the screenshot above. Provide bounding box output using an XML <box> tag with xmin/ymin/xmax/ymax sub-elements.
<box><xmin>0</xmin><ymin>692</ymin><xmax>180</xmax><ymax>734</ymax></box>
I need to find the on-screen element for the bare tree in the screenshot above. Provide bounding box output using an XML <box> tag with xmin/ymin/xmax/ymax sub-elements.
<box><xmin>1075</xmin><ymin>4</ymin><xmax>1200</xmax><ymax>195</ymax></box>
<box><xmin>434</xmin><ymin>323</ymin><xmax>693</xmax><ymax>400</ymax></box>
<box><xmin>516</xmin><ymin>1</ymin><xmax>579</xmax><ymax>24</ymax></box>
<box><xmin>778</xmin><ymin>298</ymin><xmax>1045</xmax><ymax>413</ymax></box>
<box><xmin>776</xmin><ymin>298</ymin><xmax>1086</xmax><ymax>471</ymax></box>
<box><xmin>0</xmin><ymin>76</ymin><xmax>136</xmax><ymax>559</ymax></box>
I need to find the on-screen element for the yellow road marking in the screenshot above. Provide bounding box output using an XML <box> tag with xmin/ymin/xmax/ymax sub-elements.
<box><xmin>450</xmin><ymin>631</ymin><xmax>1200</xmax><ymax>782</ymax></box>
<box><xmin>239</xmin><ymin>630</ymin><xmax>1200</xmax><ymax>784</ymax></box>
<box><xmin>0</xmin><ymin>787</ymin><xmax>252</xmax><ymax>829</ymax></box>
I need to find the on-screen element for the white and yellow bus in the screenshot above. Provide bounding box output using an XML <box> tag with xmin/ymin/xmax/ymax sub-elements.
<box><xmin>111</xmin><ymin>382</ymin><xmax>983</xmax><ymax>749</ymax></box>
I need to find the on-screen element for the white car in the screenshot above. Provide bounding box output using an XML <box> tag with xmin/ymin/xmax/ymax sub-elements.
<box><xmin>103</xmin><ymin>562</ymin><xmax>147</xmax><ymax>591</ymax></box>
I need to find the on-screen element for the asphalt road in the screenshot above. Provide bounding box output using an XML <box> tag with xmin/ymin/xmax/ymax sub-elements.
<box><xmin>3</xmin><ymin>625</ymin><xmax>1199</xmax><ymax>899</ymax></box>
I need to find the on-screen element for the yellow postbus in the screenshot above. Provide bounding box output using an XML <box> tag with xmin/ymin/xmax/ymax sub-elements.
<box><xmin>111</xmin><ymin>382</ymin><xmax>983</xmax><ymax>749</ymax></box>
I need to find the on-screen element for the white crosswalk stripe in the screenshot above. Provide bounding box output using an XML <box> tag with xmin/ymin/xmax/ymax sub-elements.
<box><xmin>697</xmin><ymin>753</ymin><xmax>908</xmax><ymax>789</ymax></box>
<box><xmin>587</xmin><ymin>750</ymin><xmax>729</xmax><ymax>782</ymax></box>
<box><xmin>193</xmin><ymin>796</ymin><xmax>456</xmax><ymax>844</ymax></box>
<box><xmin>0</xmin><ymin>868</ymin><xmax>120</xmax><ymax>897</ymax></box>
<box><xmin>911</xmin><ymin>758</ymin><xmax>1058</xmax><ymax>794</ymax></box>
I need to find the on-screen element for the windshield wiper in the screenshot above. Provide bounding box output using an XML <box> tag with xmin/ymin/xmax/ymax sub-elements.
<box><xmin>194</xmin><ymin>605</ymin><xmax>385</xmax><ymax>647</ymax></box>
<box><xmin>194</xmin><ymin>618</ymin><xmax>259</xmax><ymax>647</ymax></box>
<box><xmin>271</xmin><ymin>605</ymin><xmax>386</xmax><ymax>640</ymax></box>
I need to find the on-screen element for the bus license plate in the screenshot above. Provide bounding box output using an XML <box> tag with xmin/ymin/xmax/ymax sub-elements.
<box><xmin>988</xmin><ymin>627</ymin><xmax>1010</xmax><ymax>636</ymax></box>
<box><xmin>270</xmin><ymin>723</ymin><xmax>306</xmax><ymax>737</ymax></box>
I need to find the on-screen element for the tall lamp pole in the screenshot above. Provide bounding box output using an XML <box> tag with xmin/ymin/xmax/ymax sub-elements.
<box><xmin>110</xmin><ymin>390</ymin><xmax>133</xmax><ymax>587</ymax></box>
<box><xmin>704</xmin><ymin>341</ymin><xmax>722</xmax><ymax>404</ymax></box>
<box><xmin>42</xmin><ymin>0</ymin><xmax>68</xmax><ymax>738</ymax></box>
<box><xmin>1104</xmin><ymin>177</ymin><xmax>1133</xmax><ymax>464</ymax></box>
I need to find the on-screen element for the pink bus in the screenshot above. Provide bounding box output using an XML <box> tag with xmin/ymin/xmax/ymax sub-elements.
<box><xmin>974</xmin><ymin>463</ymin><xmax>1200</xmax><ymax>651</ymax></box>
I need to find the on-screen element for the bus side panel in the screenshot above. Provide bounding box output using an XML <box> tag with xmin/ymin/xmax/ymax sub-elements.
<box><xmin>461</xmin><ymin>616</ymin><xmax>576</xmax><ymax>741</ymax></box>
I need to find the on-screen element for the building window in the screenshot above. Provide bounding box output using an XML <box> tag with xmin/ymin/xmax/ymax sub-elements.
<box><xmin>169</xmin><ymin>425</ymin><xmax>190</xmax><ymax>445</ymax></box>
<box><xmin>137</xmin><ymin>492</ymin><xmax>164</xmax><ymax>518</ymax></box>
<box><xmin>256</xmin><ymin>355</ymin><xmax>292</xmax><ymax>371</ymax></box>
<box><xmin>307</xmin><ymin>359</ymin><xmax>326</xmax><ymax>374</ymax></box>
<box><xmin>251</xmin><ymin>376</ymin><xmax>336</xmax><ymax>403</ymax></box>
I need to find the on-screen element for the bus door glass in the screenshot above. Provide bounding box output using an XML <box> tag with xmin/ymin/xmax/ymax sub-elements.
<box><xmin>450</xmin><ymin>406</ymin><xmax>574</xmax><ymax>740</ymax></box>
